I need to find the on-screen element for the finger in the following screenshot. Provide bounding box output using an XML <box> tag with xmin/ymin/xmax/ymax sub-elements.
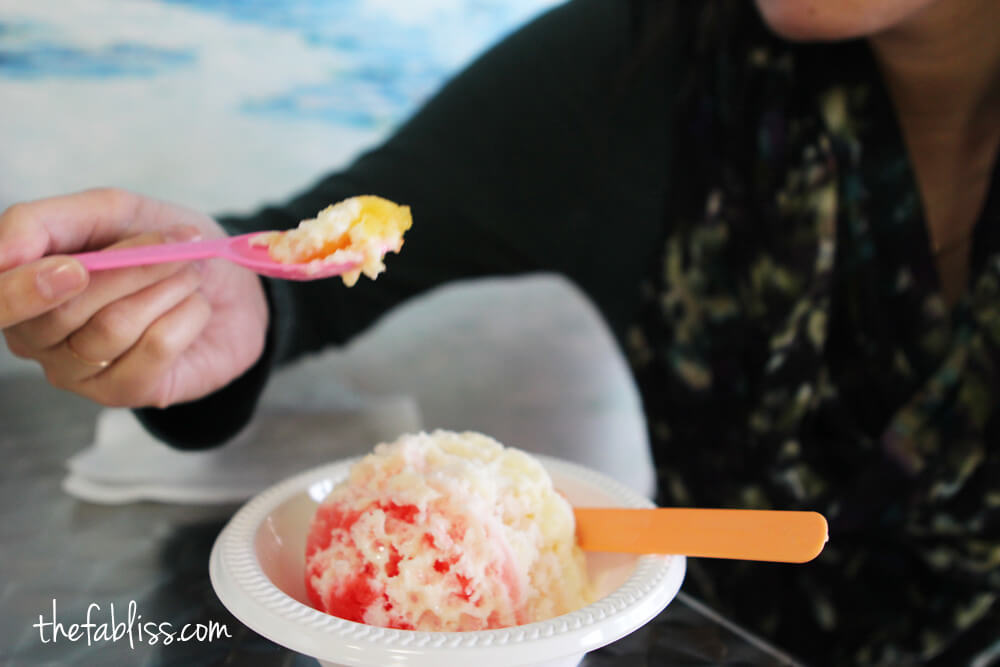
<box><xmin>89</xmin><ymin>291</ymin><xmax>212</xmax><ymax>408</ymax></box>
<box><xmin>41</xmin><ymin>265</ymin><xmax>203</xmax><ymax>386</ymax></box>
<box><xmin>0</xmin><ymin>188</ymin><xmax>144</xmax><ymax>271</ymax></box>
<box><xmin>103</xmin><ymin>223</ymin><xmax>201</xmax><ymax>252</ymax></box>
<box><xmin>0</xmin><ymin>257</ymin><xmax>89</xmax><ymax>329</ymax></box>
<box><xmin>7</xmin><ymin>226</ymin><xmax>202</xmax><ymax>352</ymax></box>
<box><xmin>3</xmin><ymin>328</ymin><xmax>35</xmax><ymax>360</ymax></box>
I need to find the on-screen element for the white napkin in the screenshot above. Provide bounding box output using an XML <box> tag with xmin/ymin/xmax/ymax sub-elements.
<box><xmin>63</xmin><ymin>396</ymin><xmax>421</xmax><ymax>505</ymax></box>
<box><xmin>62</xmin><ymin>274</ymin><xmax>656</xmax><ymax>504</ymax></box>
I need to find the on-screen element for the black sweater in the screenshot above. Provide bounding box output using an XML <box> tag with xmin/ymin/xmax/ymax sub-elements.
<box><xmin>137</xmin><ymin>0</ymin><xmax>676</xmax><ymax>448</ymax></box>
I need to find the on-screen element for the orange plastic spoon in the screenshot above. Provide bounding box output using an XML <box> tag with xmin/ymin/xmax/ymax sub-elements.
<box><xmin>574</xmin><ymin>508</ymin><xmax>828</xmax><ymax>563</ymax></box>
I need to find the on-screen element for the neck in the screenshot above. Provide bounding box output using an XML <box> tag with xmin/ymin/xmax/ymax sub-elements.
<box><xmin>868</xmin><ymin>0</ymin><xmax>1000</xmax><ymax>147</ymax></box>
<box><xmin>867</xmin><ymin>0</ymin><xmax>1000</xmax><ymax>307</ymax></box>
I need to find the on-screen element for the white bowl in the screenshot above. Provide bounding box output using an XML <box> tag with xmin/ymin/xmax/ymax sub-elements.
<box><xmin>209</xmin><ymin>455</ymin><xmax>685</xmax><ymax>667</ymax></box>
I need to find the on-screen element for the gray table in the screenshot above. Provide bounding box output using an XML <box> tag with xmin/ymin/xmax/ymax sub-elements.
<box><xmin>1</xmin><ymin>277</ymin><xmax>812</xmax><ymax>666</ymax></box>
<box><xmin>0</xmin><ymin>374</ymin><xmax>805</xmax><ymax>666</ymax></box>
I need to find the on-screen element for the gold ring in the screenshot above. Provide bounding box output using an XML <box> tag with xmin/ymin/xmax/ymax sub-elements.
<box><xmin>65</xmin><ymin>337</ymin><xmax>112</xmax><ymax>369</ymax></box>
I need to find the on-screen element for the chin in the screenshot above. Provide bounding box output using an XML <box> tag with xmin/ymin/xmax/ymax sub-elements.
<box><xmin>754</xmin><ymin>0</ymin><xmax>936</xmax><ymax>42</ymax></box>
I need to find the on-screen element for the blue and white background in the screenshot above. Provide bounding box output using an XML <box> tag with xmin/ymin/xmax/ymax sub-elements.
<box><xmin>0</xmin><ymin>0</ymin><xmax>560</xmax><ymax>214</ymax></box>
<box><xmin>0</xmin><ymin>0</ymin><xmax>560</xmax><ymax>374</ymax></box>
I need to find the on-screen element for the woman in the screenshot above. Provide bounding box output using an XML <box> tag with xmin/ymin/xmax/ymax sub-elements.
<box><xmin>1</xmin><ymin>0</ymin><xmax>997</xmax><ymax>663</ymax></box>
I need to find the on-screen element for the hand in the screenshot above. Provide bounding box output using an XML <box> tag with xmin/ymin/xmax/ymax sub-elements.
<box><xmin>0</xmin><ymin>188</ymin><xmax>269</xmax><ymax>407</ymax></box>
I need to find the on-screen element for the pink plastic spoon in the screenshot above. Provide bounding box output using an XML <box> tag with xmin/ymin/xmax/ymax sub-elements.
<box><xmin>71</xmin><ymin>232</ymin><xmax>374</xmax><ymax>281</ymax></box>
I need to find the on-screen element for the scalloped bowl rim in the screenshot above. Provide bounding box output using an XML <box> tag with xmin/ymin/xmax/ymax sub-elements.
<box><xmin>209</xmin><ymin>454</ymin><xmax>686</xmax><ymax>666</ymax></box>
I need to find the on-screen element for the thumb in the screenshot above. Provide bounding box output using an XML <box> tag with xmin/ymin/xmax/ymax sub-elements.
<box><xmin>0</xmin><ymin>256</ymin><xmax>89</xmax><ymax>328</ymax></box>
<box><xmin>0</xmin><ymin>188</ymin><xmax>142</xmax><ymax>271</ymax></box>
<box><xmin>0</xmin><ymin>209</ymin><xmax>50</xmax><ymax>273</ymax></box>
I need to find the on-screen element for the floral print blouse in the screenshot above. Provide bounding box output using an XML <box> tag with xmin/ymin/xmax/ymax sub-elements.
<box><xmin>626</xmin><ymin>8</ymin><xmax>999</xmax><ymax>665</ymax></box>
